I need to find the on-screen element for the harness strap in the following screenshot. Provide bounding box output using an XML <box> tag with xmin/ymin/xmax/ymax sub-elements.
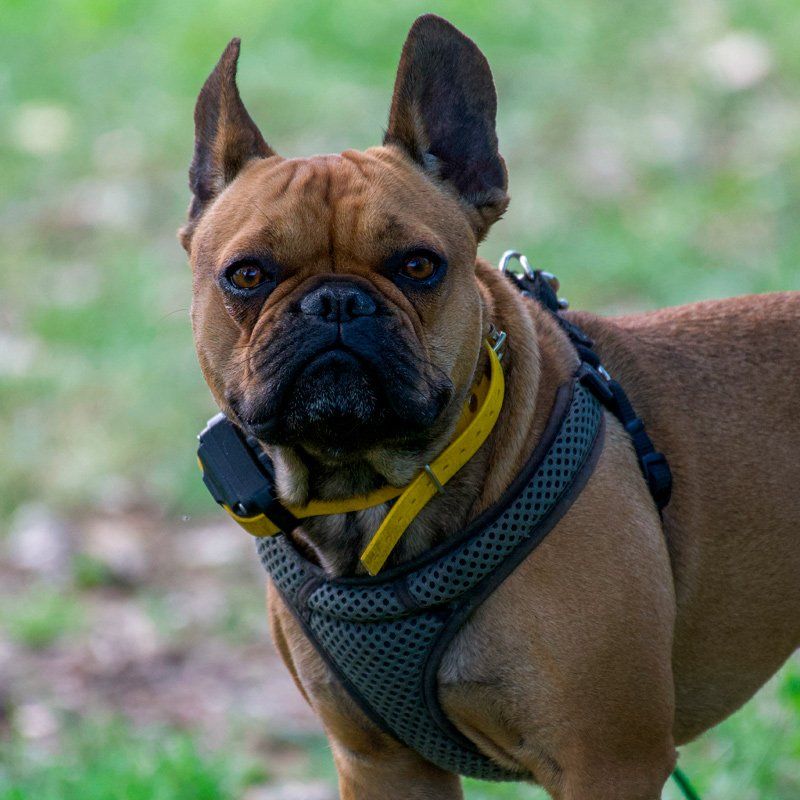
<box><xmin>505</xmin><ymin>267</ymin><xmax>672</xmax><ymax>511</ymax></box>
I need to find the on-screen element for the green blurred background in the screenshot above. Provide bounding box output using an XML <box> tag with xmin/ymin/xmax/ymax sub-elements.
<box><xmin>0</xmin><ymin>0</ymin><xmax>798</xmax><ymax>797</ymax></box>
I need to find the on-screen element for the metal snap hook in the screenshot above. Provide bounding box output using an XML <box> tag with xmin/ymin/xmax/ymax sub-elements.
<box><xmin>498</xmin><ymin>250</ymin><xmax>535</xmax><ymax>279</ymax></box>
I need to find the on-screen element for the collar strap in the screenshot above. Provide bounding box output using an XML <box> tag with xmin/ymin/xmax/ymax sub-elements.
<box><xmin>360</xmin><ymin>336</ymin><xmax>505</xmax><ymax>574</ymax></box>
<box><xmin>197</xmin><ymin>336</ymin><xmax>506</xmax><ymax>574</ymax></box>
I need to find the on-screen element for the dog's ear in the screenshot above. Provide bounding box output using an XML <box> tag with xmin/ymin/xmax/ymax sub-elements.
<box><xmin>181</xmin><ymin>38</ymin><xmax>274</xmax><ymax>250</ymax></box>
<box><xmin>384</xmin><ymin>15</ymin><xmax>508</xmax><ymax>239</ymax></box>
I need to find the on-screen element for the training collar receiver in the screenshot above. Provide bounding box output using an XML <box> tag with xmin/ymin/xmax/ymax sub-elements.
<box><xmin>197</xmin><ymin>414</ymin><xmax>300</xmax><ymax>532</ymax></box>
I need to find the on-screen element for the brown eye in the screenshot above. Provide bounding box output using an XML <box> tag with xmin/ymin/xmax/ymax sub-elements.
<box><xmin>400</xmin><ymin>254</ymin><xmax>436</xmax><ymax>281</ymax></box>
<box><xmin>229</xmin><ymin>263</ymin><xmax>265</xmax><ymax>290</ymax></box>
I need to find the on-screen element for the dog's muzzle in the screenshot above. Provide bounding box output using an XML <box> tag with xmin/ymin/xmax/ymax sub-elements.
<box><xmin>238</xmin><ymin>279</ymin><xmax>452</xmax><ymax>452</ymax></box>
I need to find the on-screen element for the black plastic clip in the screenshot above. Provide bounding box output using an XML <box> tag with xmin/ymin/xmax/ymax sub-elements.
<box><xmin>640</xmin><ymin>451</ymin><xmax>673</xmax><ymax>510</ymax></box>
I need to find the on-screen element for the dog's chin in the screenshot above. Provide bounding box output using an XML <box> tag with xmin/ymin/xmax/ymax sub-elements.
<box><xmin>282</xmin><ymin>350</ymin><xmax>384</xmax><ymax>456</ymax></box>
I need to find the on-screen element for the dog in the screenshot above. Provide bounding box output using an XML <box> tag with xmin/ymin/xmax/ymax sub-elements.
<box><xmin>180</xmin><ymin>14</ymin><xmax>800</xmax><ymax>800</ymax></box>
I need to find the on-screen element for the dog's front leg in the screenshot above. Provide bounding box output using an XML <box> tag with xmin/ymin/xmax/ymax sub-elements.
<box><xmin>558</xmin><ymin>759</ymin><xmax>673</xmax><ymax>800</ymax></box>
<box><xmin>268</xmin><ymin>583</ymin><xmax>463</xmax><ymax>799</ymax></box>
<box><xmin>331</xmin><ymin>740</ymin><xmax>463</xmax><ymax>800</ymax></box>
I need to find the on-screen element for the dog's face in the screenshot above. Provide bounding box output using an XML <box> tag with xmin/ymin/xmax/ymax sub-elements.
<box><xmin>182</xmin><ymin>16</ymin><xmax>508</xmax><ymax>479</ymax></box>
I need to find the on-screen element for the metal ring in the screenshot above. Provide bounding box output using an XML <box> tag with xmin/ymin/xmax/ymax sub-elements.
<box><xmin>498</xmin><ymin>250</ymin><xmax>535</xmax><ymax>279</ymax></box>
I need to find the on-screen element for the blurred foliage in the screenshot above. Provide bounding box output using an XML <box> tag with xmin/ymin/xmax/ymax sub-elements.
<box><xmin>2</xmin><ymin>0</ymin><xmax>800</xmax><ymax>520</ymax></box>
<box><xmin>1</xmin><ymin>1</ymin><xmax>799</xmax><ymax>798</ymax></box>
<box><xmin>2</xmin><ymin>589</ymin><xmax>84</xmax><ymax>650</ymax></box>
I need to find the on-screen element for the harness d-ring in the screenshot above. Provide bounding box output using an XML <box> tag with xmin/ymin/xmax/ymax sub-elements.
<box><xmin>498</xmin><ymin>250</ymin><xmax>568</xmax><ymax>308</ymax></box>
<box><xmin>498</xmin><ymin>249</ymin><xmax>535</xmax><ymax>278</ymax></box>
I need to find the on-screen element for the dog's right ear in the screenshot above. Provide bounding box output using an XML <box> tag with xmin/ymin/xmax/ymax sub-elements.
<box><xmin>180</xmin><ymin>38</ymin><xmax>274</xmax><ymax>251</ymax></box>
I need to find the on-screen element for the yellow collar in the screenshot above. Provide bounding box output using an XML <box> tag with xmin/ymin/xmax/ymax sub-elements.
<box><xmin>225</xmin><ymin>335</ymin><xmax>506</xmax><ymax>575</ymax></box>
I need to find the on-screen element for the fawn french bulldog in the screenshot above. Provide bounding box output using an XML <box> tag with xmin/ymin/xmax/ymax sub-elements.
<box><xmin>181</xmin><ymin>14</ymin><xmax>800</xmax><ymax>800</ymax></box>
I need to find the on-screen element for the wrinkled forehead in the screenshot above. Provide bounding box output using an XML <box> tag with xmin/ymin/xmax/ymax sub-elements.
<box><xmin>193</xmin><ymin>147</ymin><xmax>471</xmax><ymax>271</ymax></box>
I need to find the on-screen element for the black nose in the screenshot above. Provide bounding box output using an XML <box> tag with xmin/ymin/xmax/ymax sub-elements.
<box><xmin>299</xmin><ymin>282</ymin><xmax>377</xmax><ymax>323</ymax></box>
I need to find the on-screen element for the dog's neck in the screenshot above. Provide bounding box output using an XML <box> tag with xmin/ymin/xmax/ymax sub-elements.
<box><xmin>269</xmin><ymin>264</ymin><xmax>577</xmax><ymax>576</ymax></box>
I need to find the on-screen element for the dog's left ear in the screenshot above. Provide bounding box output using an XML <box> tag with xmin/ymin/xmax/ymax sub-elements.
<box><xmin>384</xmin><ymin>15</ymin><xmax>508</xmax><ymax>240</ymax></box>
<box><xmin>180</xmin><ymin>38</ymin><xmax>275</xmax><ymax>251</ymax></box>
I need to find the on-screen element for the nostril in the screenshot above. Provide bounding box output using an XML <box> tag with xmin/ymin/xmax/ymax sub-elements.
<box><xmin>319</xmin><ymin>292</ymin><xmax>335</xmax><ymax>320</ymax></box>
<box><xmin>300</xmin><ymin>283</ymin><xmax>377</xmax><ymax>322</ymax></box>
<box><xmin>344</xmin><ymin>291</ymin><xmax>376</xmax><ymax>318</ymax></box>
<box><xmin>300</xmin><ymin>286</ymin><xmax>335</xmax><ymax>318</ymax></box>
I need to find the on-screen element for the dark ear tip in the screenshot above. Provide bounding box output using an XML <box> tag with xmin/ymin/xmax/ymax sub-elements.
<box><xmin>410</xmin><ymin>14</ymin><xmax>456</xmax><ymax>32</ymax></box>
<box><xmin>216</xmin><ymin>37</ymin><xmax>242</xmax><ymax>73</ymax></box>
<box><xmin>408</xmin><ymin>14</ymin><xmax>470</xmax><ymax>42</ymax></box>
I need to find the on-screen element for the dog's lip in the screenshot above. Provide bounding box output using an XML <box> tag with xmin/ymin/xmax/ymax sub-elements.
<box><xmin>240</xmin><ymin>344</ymin><xmax>375</xmax><ymax>438</ymax></box>
<box><xmin>305</xmin><ymin>343</ymin><xmax>363</xmax><ymax>364</ymax></box>
<box><xmin>287</xmin><ymin>343</ymin><xmax>373</xmax><ymax>384</ymax></box>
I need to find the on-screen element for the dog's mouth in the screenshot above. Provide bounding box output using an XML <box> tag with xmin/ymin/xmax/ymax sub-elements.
<box><xmin>237</xmin><ymin>336</ymin><xmax>453</xmax><ymax>457</ymax></box>
<box><xmin>248</xmin><ymin>347</ymin><xmax>381</xmax><ymax>449</ymax></box>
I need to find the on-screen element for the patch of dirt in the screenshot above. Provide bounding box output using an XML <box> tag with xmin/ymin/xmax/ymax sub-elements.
<box><xmin>0</xmin><ymin>507</ymin><xmax>321</xmax><ymax>754</ymax></box>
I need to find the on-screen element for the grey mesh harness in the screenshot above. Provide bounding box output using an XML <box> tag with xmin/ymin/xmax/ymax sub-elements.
<box><xmin>258</xmin><ymin>377</ymin><xmax>605</xmax><ymax>781</ymax></box>
<box><xmin>250</xmin><ymin>268</ymin><xmax>672</xmax><ymax>782</ymax></box>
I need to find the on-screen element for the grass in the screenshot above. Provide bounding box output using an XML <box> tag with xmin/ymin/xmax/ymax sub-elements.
<box><xmin>2</xmin><ymin>589</ymin><xmax>84</xmax><ymax>651</ymax></box>
<box><xmin>1</xmin><ymin>663</ymin><xmax>799</xmax><ymax>800</ymax></box>
<box><xmin>1</xmin><ymin>0</ymin><xmax>799</xmax><ymax>797</ymax></box>
<box><xmin>0</xmin><ymin>720</ymin><xmax>266</xmax><ymax>800</ymax></box>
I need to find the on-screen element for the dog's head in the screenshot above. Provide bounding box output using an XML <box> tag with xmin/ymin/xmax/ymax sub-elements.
<box><xmin>182</xmin><ymin>16</ymin><xmax>508</xmax><ymax>489</ymax></box>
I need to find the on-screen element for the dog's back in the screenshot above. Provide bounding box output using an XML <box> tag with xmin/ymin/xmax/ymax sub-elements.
<box><xmin>574</xmin><ymin>292</ymin><xmax>800</xmax><ymax>740</ymax></box>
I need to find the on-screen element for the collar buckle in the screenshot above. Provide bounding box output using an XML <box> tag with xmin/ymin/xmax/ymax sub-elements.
<box><xmin>487</xmin><ymin>324</ymin><xmax>508</xmax><ymax>362</ymax></box>
<box><xmin>423</xmin><ymin>464</ymin><xmax>446</xmax><ymax>495</ymax></box>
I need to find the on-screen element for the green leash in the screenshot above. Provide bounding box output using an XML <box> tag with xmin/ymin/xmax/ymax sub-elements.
<box><xmin>671</xmin><ymin>766</ymin><xmax>702</xmax><ymax>800</ymax></box>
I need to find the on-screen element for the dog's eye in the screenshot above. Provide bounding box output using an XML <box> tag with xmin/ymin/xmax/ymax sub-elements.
<box><xmin>399</xmin><ymin>254</ymin><xmax>437</xmax><ymax>281</ymax></box>
<box><xmin>228</xmin><ymin>262</ymin><xmax>266</xmax><ymax>290</ymax></box>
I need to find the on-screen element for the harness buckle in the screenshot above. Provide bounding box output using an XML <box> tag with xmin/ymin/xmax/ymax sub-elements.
<box><xmin>640</xmin><ymin>451</ymin><xmax>673</xmax><ymax>510</ymax></box>
<box><xmin>577</xmin><ymin>362</ymin><xmax>615</xmax><ymax>405</ymax></box>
